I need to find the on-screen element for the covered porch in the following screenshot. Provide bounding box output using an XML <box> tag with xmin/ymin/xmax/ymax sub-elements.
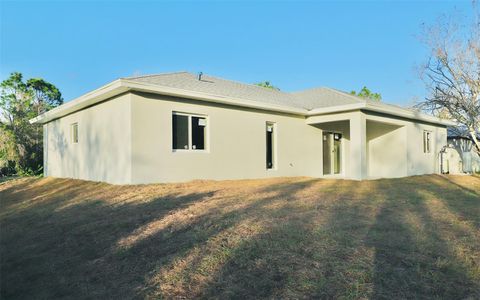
<box><xmin>307</xmin><ymin>111</ymin><xmax>407</xmax><ymax>180</ymax></box>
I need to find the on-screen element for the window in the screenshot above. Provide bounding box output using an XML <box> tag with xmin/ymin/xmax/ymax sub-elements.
<box><xmin>71</xmin><ymin>123</ymin><xmax>78</xmax><ymax>144</ymax></box>
<box><xmin>172</xmin><ymin>114</ymin><xmax>189</xmax><ymax>149</ymax></box>
<box><xmin>191</xmin><ymin>116</ymin><xmax>206</xmax><ymax>150</ymax></box>
<box><xmin>423</xmin><ymin>130</ymin><xmax>431</xmax><ymax>153</ymax></box>
<box><xmin>266</xmin><ymin>122</ymin><xmax>276</xmax><ymax>169</ymax></box>
<box><xmin>172</xmin><ymin>112</ymin><xmax>207</xmax><ymax>151</ymax></box>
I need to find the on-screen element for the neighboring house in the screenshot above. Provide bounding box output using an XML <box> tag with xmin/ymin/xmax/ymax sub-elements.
<box><xmin>443</xmin><ymin>129</ymin><xmax>480</xmax><ymax>174</ymax></box>
<box><xmin>30</xmin><ymin>72</ymin><xmax>454</xmax><ymax>184</ymax></box>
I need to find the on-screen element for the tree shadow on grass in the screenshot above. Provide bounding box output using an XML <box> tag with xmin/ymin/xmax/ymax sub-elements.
<box><xmin>123</xmin><ymin>178</ymin><xmax>325</xmax><ymax>298</ymax></box>
<box><xmin>0</xmin><ymin>176</ymin><xmax>21</xmax><ymax>184</ymax></box>
<box><xmin>423</xmin><ymin>175</ymin><xmax>480</xmax><ymax>229</ymax></box>
<box><xmin>0</xmin><ymin>178</ymin><xmax>218</xmax><ymax>299</ymax></box>
<box><xmin>0</xmin><ymin>178</ymin><xmax>104</xmax><ymax>215</ymax></box>
<box><xmin>436</xmin><ymin>175</ymin><xmax>480</xmax><ymax>196</ymax></box>
<box><xmin>194</xmin><ymin>177</ymin><xmax>479</xmax><ymax>299</ymax></box>
<box><xmin>188</xmin><ymin>180</ymin><xmax>367</xmax><ymax>299</ymax></box>
<box><xmin>1</xmin><ymin>177</ymin><xmax>323</xmax><ymax>299</ymax></box>
<box><xmin>367</xmin><ymin>178</ymin><xmax>480</xmax><ymax>299</ymax></box>
<box><xmin>1</xmin><ymin>176</ymin><xmax>479</xmax><ymax>299</ymax></box>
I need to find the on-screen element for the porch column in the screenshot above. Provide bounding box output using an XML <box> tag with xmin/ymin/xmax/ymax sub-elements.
<box><xmin>349</xmin><ymin>111</ymin><xmax>367</xmax><ymax>180</ymax></box>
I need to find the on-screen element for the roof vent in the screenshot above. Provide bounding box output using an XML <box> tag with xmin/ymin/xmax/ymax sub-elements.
<box><xmin>197</xmin><ymin>72</ymin><xmax>203</xmax><ymax>81</ymax></box>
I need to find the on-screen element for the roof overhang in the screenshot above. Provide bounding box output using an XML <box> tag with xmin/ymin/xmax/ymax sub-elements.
<box><xmin>29</xmin><ymin>80</ymin><xmax>128</xmax><ymax>124</ymax></box>
<box><xmin>30</xmin><ymin>79</ymin><xmax>455</xmax><ymax>127</ymax></box>
<box><xmin>29</xmin><ymin>79</ymin><xmax>308</xmax><ymax>124</ymax></box>
<box><xmin>307</xmin><ymin>102</ymin><xmax>455</xmax><ymax>126</ymax></box>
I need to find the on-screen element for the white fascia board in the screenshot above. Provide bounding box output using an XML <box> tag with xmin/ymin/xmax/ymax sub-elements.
<box><xmin>121</xmin><ymin>80</ymin><xmax>308</xmax><ymax>115</ymax></box>
<box><xmin>363</xmin><ymin>102</ymin><xmax>456</xmax><ymax>126</ymax></box>
<box><xmin>29</xmin><ymin>80</ymin><xmax>128</xmax><ymax>124</ymax></box>
<box><xmin>30</xmin><ymin>79</ymin><xmax>308</xmax><ymax>124</ymax></box>
<box><xmin>307</xmin><ymin>103</ymin><xmax>366</xmax><ymax>116</ymax></box>
<box><xmin>30</xmin><ymin>78</ymin><xmax>455</xmax><ymax>127</ymax></box>
<box><xmin>307</xmin><ymin>101</ymin><xmax>454</xmax><ymax>126</ymax></box>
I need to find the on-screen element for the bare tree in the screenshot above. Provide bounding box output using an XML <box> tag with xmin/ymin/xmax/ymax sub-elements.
<box><xmin>419</xmin><ymin>1</ymin><xmax>480</xmax><ymax>153</ymax></box>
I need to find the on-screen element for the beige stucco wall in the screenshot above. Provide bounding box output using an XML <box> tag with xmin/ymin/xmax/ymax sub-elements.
<box><xmin>44</xmin><ymin>93</ymin><xmax>132</xmax><ymax>184</ymax></box>
<box><xmin>306</xmin><ymin>111</ymin><xmax>365</xmax><ymax>179</ymax></box>
<box><xmin>42</xmin><ymin>91</ymin><xmax>448</xmax><ymax>184</ymax></box>
<box><xmin>130</xmin><ymin>92</ymin><xmax>323</xmax><ymax>184</ymax></box>
<box><xmin>405</xmin><ymin>121</ymin><xmax>446</xmax><ymax>176</ymax></box>
<box><xmin>366</xmin><ymin>120</ymin><xmax>407</xmax><ymax>178</ymax></box>
<box><xmin>307</xmin><ymin>111</ymin><xmax>447</xmax><ymax>180</ymax></box>
<box><xmin>362</xmin><ymin>111</ymin><xmax>447</xmax><ymax>178</ymax></box>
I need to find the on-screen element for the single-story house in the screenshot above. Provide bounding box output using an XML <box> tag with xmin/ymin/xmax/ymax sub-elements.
<box><xmin>442</xmin><ymin>129</ymin><xmax>480</xmax><ymax>174</ymax></box>
<box><xmin>30</xmin><ymin>72</ymin><xmax>454</xmax><ymax>184</ymax></box>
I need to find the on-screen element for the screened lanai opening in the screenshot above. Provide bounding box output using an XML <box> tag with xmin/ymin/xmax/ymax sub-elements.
<box><xmin>366</xmin><ymin>120</ymin><xmax>406</xmax><ymax>178</ymax></box>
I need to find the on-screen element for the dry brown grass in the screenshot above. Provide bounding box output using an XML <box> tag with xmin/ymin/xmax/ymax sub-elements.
<box><xmin>0</xmin><ymin>175</ymin><xmax>479</xmax><ymax>299</ymax></box>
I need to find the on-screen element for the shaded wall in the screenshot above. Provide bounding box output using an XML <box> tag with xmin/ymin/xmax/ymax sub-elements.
<box><xmin>363</xmin><ymin>111</ymin><xmax>447</xmax><ymax>178</ymax></box>
<box><xmin>446</xmin><ymin>138</ymin><xmax>480</xmax><ymax>173</ymax></box>
<box><xmin>313</xmin><ymin>120</ymin><xmax>350</xmax><ymax>177</ymax></box>
<box><xmin>44</xmin><ymin>93</ymin><xmax>132</xmax><ymax>184</ymax></box>
<box><xmin>367</xmin><ymin>120</ymin><xmax>407</xmax><ymax>178</ymax></box>
<box><xmin>406</xmin><ymin>122</ymin><xmax>446</xmax><ymax>176</ymax></box>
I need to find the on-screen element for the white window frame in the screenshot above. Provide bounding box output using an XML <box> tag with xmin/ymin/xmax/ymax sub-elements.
<box><xmin>172</xmin><ymin>111</ymin><xmax>209</xmax><ymax>153</ymax></box>
<box><xmin>423</xmin><ymin>130</ymin><xmax>432</xmax><ymax>154</ymax></box>
<box><xmin>71</xmin><ymin>123</ymin><xmax>78</xmax><ymax>144</ymax></box>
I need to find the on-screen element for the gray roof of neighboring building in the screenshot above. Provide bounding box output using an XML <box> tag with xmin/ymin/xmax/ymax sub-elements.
<box><xmin>447</xmin><ymin>127</ymin><xmax>480</xmax><ymax>139</ymax></box>
<box><xmin>124</xmin><ymin>72</ymin><xmax>370</xmax><ymax>110</ymax></box>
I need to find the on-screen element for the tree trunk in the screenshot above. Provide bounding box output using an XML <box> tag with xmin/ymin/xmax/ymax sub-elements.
<box><xmin>469</xmin><ymin>129</ymin><xmax>480</xmax><ymax>155</ymax></box>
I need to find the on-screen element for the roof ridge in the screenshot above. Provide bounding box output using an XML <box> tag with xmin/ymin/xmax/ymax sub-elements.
<box><xmin>124</xmin><ymin>72</ymin><xmax>291</xmax><ymax>96</ymax></box>
<box><xmin>200</xmin><ymin>73</ymin><xmax>293</xmax><ymax>96</ymax></box>
<box><xmin>123</xmin><ymin>72</ymin><xmax>418</xmax><ymax>115</ymax></box>
<box><xmin>121</xmin><ymin>71</ymin><xmax>189</xmax><ymax>80</ymax></box>
<box><xmin>291</xmin><ymin>86</ymin><xmax>331</xmax><ymax>94</ymax></box>
<box><xmin>320</xmin><ymin>87</ymin><xmax>367</xmax><ymax>104</ymax></box>
<box><xmin>291</xmin><ymin>86</ymin><xmax>367</xmax><ymax>104</ymax></box>
<box><xmin>364</xmin><ymin>98</ymin><xmax>416</xmax><ymax>113</ymax></box>
<box><xmin>327</xmin><ymin>87</ymin><xmax>420</xmax><ymax>113</ymax></box>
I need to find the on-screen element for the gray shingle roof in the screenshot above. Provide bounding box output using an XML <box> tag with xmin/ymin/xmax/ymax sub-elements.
<box><xmin>291</xmin><ymin>87</ymin><xmax>365</xmax><ymax>109</ymax></box>
<box><xmin>447</xmin><ymin>126</ymin><xmax>480</xmax><ymax>139</ymax></box>
<box><xmin>30</xmin><ymin>71</ymin><xmax>454</xmax><ymax>126</ymax></box>
<box><xmin>124</xmin><ymin>72</ymin><xmax>369</xmax><ymax>110</ymax></box>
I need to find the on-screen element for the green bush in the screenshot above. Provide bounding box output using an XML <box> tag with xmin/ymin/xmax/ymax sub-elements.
<box><xmin>0</xmin><ymin>72</ymin><xmax>62</xmax><ymax>177</ymax></box>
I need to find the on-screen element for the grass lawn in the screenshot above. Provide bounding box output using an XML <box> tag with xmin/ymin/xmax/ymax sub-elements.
<box><xmin>0</xmin><ymin>175</ymin><xmax>479</xmax><ymax>299</ymax></box>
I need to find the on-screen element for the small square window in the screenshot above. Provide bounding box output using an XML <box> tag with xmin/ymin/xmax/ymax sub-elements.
<box><xmin>71</xmin><ymin>123</ymin><xmax>78</xmax><ymax>144</ymax></box>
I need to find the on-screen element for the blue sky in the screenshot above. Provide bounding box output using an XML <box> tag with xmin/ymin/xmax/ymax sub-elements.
<box><xmin>0</xmin><ymin>0</ymin><xmax>473</xmax><ymax>106</ymax></box>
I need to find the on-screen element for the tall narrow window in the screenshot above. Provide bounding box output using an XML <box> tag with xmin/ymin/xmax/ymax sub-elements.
<box><xmin>173</xmin><ymin>114</ymin><xmax>189</xmax><ymax>150</ymax></box>
<box><xmin>191</xmin><ymin>116</ymin><xmax>206</xmax><ymax>150</ymax></box>
<box><xmin>266</xmin><ymin>122</ymin><xmax>275</xmax><ymax>169</ymax></box>
<box><xmin>71</xmin><ymin>123</ymin><xmax>78</xmax><ymax>144</ymax></box>
<box><xmin>172</xmin><ymin>112</ymin><xmax>207</xmax><ymax>151</ymax></box>
<box><xmin>423</xmin><ymin>131</ymin><xmax>431</xmax><ymax>153</ymax></box>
